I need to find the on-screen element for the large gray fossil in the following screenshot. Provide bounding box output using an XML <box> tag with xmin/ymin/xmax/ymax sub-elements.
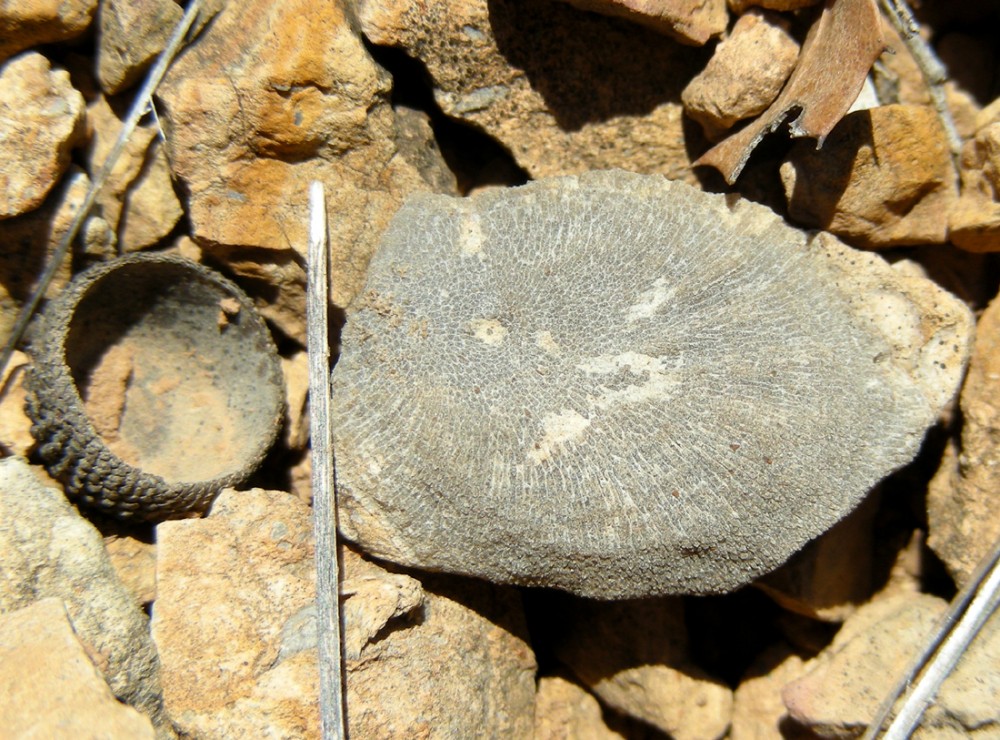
<box><xmin>330</xmin><ymin>170</ymin><xmax>971</xmax><ymax>598</ymax></box>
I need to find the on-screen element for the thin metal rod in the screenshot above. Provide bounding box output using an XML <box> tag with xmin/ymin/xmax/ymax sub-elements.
<box><xmin>0</xmin><ymin>0</ymin><xmax>204</xmax><ymax>377</ymax></box>
<box><xmin>308</xmin><ymin>181</ymin><xmax>347</xmax><ymax>739</ymax></box>
<box><xmin>864</xmin><ymin>532</ymin><xmax>1000</xmax><ymax>738</ymax></box>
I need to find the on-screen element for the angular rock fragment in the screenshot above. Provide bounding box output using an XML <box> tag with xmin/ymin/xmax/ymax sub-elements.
<box><xmin>731</xmin><ymin>644</ymin><xmax>807</xmax><ymax>740</ymax></box>
<box><xmin>535</xmin><ymin>673</ymin><xmax>625</xmax><ymax>740</ymax></box>
<box><xmin>552</xmin><ymin>597</ymin><xmax>733</xmax><ymax>738</ymax></box>
<box><xmin>331</xmin><ymin>170</ymin><xmax>972</xmax><ymax>598</ymax></box>
<box><xmin>783</xmin><ymin>591</ymin><xmax>1000</xmax><ymax>737</ymax></box>
<box><xmin>0</xmin><ymin>0</ymin><xmax>96</xmax><ymax>62</ymax></box>
<box><xmin>0</xmin><ymin>598</ymin><xmax>155</xmax><ymax>738</ymax></box>
<box><xmin>682</xmin><ymin>9</ymin><xmax>799</xmax><ymax>140</ymax></box>
<box><xmin>96</xmin><ymin>0</ymin><xmax>182</xmax><ymax>94</ymax></box>
<box><xmin>0</xmin><ymin>51</ymin><xmax>86</xmax><ymax>218</ymax></box>
<box><xmin>153</xmin><ymin>489</ymin><xmax>537</xmax><ymax>738</ymax></box>
<box><xmin>0</xmin><ymin>457</ymin><xmax>167</xmax><ymax>730</ymax></box>
<box><xmin>928</xmin><ymin>291</ymin><xmax>1000</xmax><ymax>586</ymax></box>
<box><xmin>950</xmin><ymin>117</ymin><xmax>1000</xmax><ymax>252</ymax></box>
<box><xmin>357</xmin><ymin>0</ymin><xmax>703</xmax><ymax>182</ymax></box>
<box><xmin>781</xmin><ymin>104</ymin><xmax>957</xmax><ymax>247</ymax></box>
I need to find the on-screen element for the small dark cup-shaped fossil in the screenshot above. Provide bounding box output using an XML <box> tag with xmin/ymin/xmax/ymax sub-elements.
<box><xmin>25</xmin><ymin>253</ymin><xmax>284</xmax><ymax>521</ymax></box>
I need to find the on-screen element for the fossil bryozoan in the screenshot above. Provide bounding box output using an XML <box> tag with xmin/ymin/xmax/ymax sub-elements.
<box><xmin>330</xmin><ymin>170</ymin><xmax>970</xmax><ymax>598</ymax></box>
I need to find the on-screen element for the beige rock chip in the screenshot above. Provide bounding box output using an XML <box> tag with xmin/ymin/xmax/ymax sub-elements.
<box><xmin>0</xmin><ymin>598</ymin><xmax>155</xmax><ymax>739</ymax></box>
<box><xmin>949</xmin><ymin>121</ymin><xmax>1000</xmax><ymax>252</ymax></box>
<box><xmin>783</xmin><ymin>591</ymin><xmax>1000</xmax><ymax>737</ymax></box>
<box><xmin>0</xmin><ymin>457</ymin><xmax>168</xmax><ymax>731</ymax></box>
<box><xmin>87</xmin><ymin>95</ymin><xmax>183</xmax><ymax>252</ymax></box>
<box><xmin>928</xmin><ymin>292</ymin><xmax>1000</xmax><ymax>586</ymax></box>
<box><xmin>0</xmin><ymin>0</ymin><xmax>96</xmax><ymax>61</ymax></box>
<box><xmin>103</xmin><ymin>532</ymin><xmax>157</xmax><ymax>608</ymax></box>
<box><xmin>157</xmin><ymin>0</ymin><xmax>445</xmax><ymax>341</ymax></box>
<box><xmin>535</xmin><ymin>674</ymin><xmax>625</xmax><ymax>740</ymax></box>
<box><xmin>729</xmin><ymin>0</ymin><xmax>819</xmax><ymax>10</ymax></box>
<box><xmin>96</xmin><ymin>0</ymin><xmax>182</xmax><ymax>94</ymax></box>
<box><xmin>682</xmin><ymin>9</ymin><xmax>799</xmax><ymax>140</ymax></box>
<box><xmin>0</xmin><ymin>51</ymin><xmax>86</xmax><ymax>218</ymax></box>
<box><xmin>281</xmin><ymin>351</ymin><xmax>311</xmax><ymax>451</ymax></box>
<box><xmin>154</xmin><ymin>489</ymin><xmax>537</xmax><ymax>738</ymax></box>
<box><xmin>553</xmin><ymin>597</ymin><xmax>732</xmax><ymax>739</ymax></box>
<box><xmin>153</xmin><ymin>488</ymin><xmax>318</xmax><ymax>736</ymax></box>
<box><xmin>558</xmin><ymin>0</ymin><xmax>727</xmax><ymax>45</ymax></box>
<box><xmin>781</xmin><ymin>104</ymin><xmax>958</xmax><ymax>248</ymax></box>
<box><xmin>731</xmin><ymin>643</ymin><xmax>807</xmax><ymax>740</ymax></box>
<box><xmin>357</xmin><ymin>0</ymin><xmax>705</xmax><ymax>182</ymax></box>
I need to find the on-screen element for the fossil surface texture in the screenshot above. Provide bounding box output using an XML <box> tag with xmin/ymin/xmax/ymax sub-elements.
<box><xmin>330</xmin><ymin>170</ymin><xmax>972</xmax><ymax>598</ymax></box>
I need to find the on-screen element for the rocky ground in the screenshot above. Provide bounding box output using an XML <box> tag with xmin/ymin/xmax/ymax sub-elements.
<box><xmin>1</xmin><ymin>0</ymin><xmax>1000</xmax><ymax>737</ymax></box>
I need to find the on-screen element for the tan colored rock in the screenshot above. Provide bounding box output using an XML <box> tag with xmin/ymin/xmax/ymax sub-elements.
<box><xmin>0</xmin><ymin>0</ymin><xmax>96</xmax><ymax>61</ymax></box>
<box><xmin>949</xmin><ymin>121</ymin><xmax>1000</xmax><ymax>252</ymax></box>
<box><xmin>781</xmin><ymin>104</ymin><xmax>958</xmax><ymax>247</ymax></box>
<box><xmin>153</xmin><ymin>488</ymin><xmax>318</xmax><ymax>737</ymax></box>
<box><xmin>157</xmin><ymin>0</ymin><xmax>445</xmax><ymax>339</ymax></box>
<box><xmin>0</xmin><ymin>597</ymin><xmax>155</xmax><ymax>738</ymax></box>
<box><xmin>553</xmin><ymin>597</ymin><xmax>732</xmax><ymax>739</ymax></box>
<box><xmin>88</xmin><ymin>95</ymin><xmax>183</xmax><ymax>252</ymax></box>
<box><xmin>97</xmin><ymin>0</ymin><xmax>182</xmax><ymax>94</ymax></box>
<box><xmin>682</xmin><ymin>10</ymin><xmax>799</xmax><ymax>140</ymax></box>
<box><xmin>0</xmin><ymin>457</ymin><xmax>168</xmax><ymax>731</ymax></box>
<box><xmin>928</xmin><ymin>292</ymin><xmax>1000</xmax><ymax>586</ymax></box>
<box><xmin>104</xmin><ymin>533</ymin><xmax>157</xmax><ymax>607</ymax></box>
<box><xmin>0</xmin><ymin>351</ymin><xmax>33</xmax><ymax>456</ymax></box>
<box><xmin>358</xmin><ymin>0</ymin><xmax>704</xmax><ymax>183</ymax></box>
<box><xmin>535</xmin><ymin>673</ymin><xmax>625</xmax><ymax>740</ymax></box>
<box><xmin>0</xmin><ymin>51</ymin><xmax>86</xmax><ymax>218</ymax></box>
<box><xmin>154</xmin><ymin>489</ymin><xmax>537</xmax><ymax>738</ymax></box>
<box><xmin>731</xmin><ymin>644</ymin><xmax>806</xmax><ymax>740</ymax></box>
<box><xmin>559</xmin><ymin>0</ymin><xmax>726</xmax><ymax>45</ymax></box>
<box><xmin>755</xmin><ymin>494</ymin><xmax>877</xmax><ymax>622</ymax></box>
<box><xmin>281</xmin><ymin>351</ymin><xmax>310</xmax><ymax>451</ymax></box>
<box><xmin>783</xmin><ymin>591</ymin><xmax>1000</xmax><ymax>737</ymax></box>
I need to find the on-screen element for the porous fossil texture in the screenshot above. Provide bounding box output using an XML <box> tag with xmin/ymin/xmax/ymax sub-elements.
<box><xmin>26</xmin><ymin>253</ymin><xmax>284</xmax><ymax>521</ymax></box>
<box><xmin>330</xmin><ymin>170</ymin><xmax>971</xmax><ymax>598</ymax></box>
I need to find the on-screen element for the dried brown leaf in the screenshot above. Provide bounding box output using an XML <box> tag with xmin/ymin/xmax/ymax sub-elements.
<box><xmin>695</xmin><ymin>0</ymin><xmax>885</xmax><ymax>183</ymax></box>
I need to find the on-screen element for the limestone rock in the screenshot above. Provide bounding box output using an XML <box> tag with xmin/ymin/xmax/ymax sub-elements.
<box><xmin>153</xmin><ymin>489</ymin><xmax>537</xmax><ymax>738</ymax></box>
<box><xmin>357</xmin><ymin>0</ymin><xmax>705</xmax><ymax>182</ymax></box>
<box><xmin>157</xmin><ymin>0</ymin><xmax>443</xmax><ymax>339</ymax></box>
<box><xmin>928</xmin><ymin>292</ymin><xmax>1000</xmax><ymax>586</ymax></box>
<box><xmin>552</xmin><ymin>597</ymin><xmax>732</xmax><ymax>739</ymax></box>
<box><xmin>0</xmin><ymin>0</ymin><xmax>96</xmax><ymax>61</ymax></box>
<box><xmin>949</xmin><ymin>121</ymin><xmax>1000</xmax><ymax>252</ymax></box>
<box><xmin>558</xmin><ymin>0</ymin><xmax>727</xmax><ymax>45</ymax></box>
<box><xmin>731</xmin><ymin>644</ymin><xmax>807</xmax><ymax>740</ymax></box>
<box><xmin>153</xmin><ymin>488</ymin><xmax>319</xmax><ymax>738</ymax></box>
<box><xmin>0</xmin><ymin>51</ymin><xmax>86</xmax><ymax>218</ymax></box>
<box><xmin>87</xmin><ymin>95</ymin><xmax>183</xmax><ymax>252</ymax></box>
<box><xmin>0</xmin><ymin>597</ymin><xmax>155</xmax><ymax>738</ymax></box>
<box><xmin>534</xmin><ymin>674</ymin><xmax>625</xmax><ymax>740</ymax></box>
<box><xmin>97</xmin><ymin>0</ymin><xmax>182</xmax><ymax>94</ymax></box>
<box><xmin>682</xmin><ymin>9</ymin><xmax>799</xmax><ymax>140</ymax></box>
<box><xmin>0</xmin><ymin>457</ymin><xmax>168</xmax><ymax>730</ymax></box>
<box><xmin>783</xmin><ymin>591</ymin><xmax>1000</xmax><ymax>737</ymax></box>
<box><xmin>281</xmin><ymin>351</ymin><xmax>311</xmax><ymax>451</ymax></box>
<box><xmin>781</xmin><ymin>104</ymin><xmax>957</xmax><ymax>248</ymax></box>
<box><xmin>331</xmin><ymin>171</ymin><xmax>972</xmax><ymax>598</ymax></box>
